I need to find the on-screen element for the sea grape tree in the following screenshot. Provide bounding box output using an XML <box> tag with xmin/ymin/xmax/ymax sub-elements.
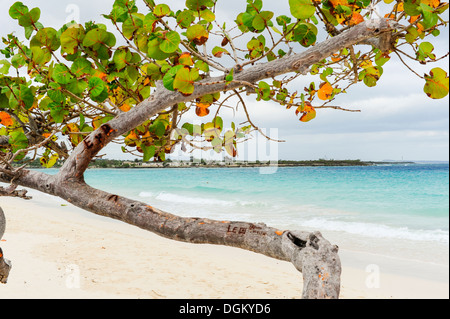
<box><xmin>0</xmin><ymin>0</ymin><xmax>448</xmax><ymax>298</ymax></box>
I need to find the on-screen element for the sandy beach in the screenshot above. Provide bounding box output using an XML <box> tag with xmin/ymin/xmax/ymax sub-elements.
<box><xmin>0</xmin><ymin>193</ymin><xmax>448</xmax><ymax>299</ymax></box>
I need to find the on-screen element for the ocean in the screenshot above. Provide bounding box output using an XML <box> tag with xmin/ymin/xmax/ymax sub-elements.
<box><xmin>78</xmin><ymin>163</ymin><xmax>449</xmax><ymax>266</ymax></box>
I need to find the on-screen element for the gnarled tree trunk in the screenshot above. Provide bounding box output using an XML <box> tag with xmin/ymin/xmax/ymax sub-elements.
<box><xmin>0</xmin><ymin>207</ymin><xmax>12</xmax><ymax>284</ymax></box>
<box><xmin>1</xmin><ymin>170</ymin><xmax>341</xmax><ymax>298</ymax></box>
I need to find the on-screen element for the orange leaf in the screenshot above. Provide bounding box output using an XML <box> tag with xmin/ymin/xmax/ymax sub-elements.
<box><xmin>331</xmin><ymin>53</ymin><xmax>341</xmax><ymax>62</ymax></box>
<box><xmin>120</xmin><ymin>103</ymin><xmax>131</xmax><ymax>112</ymax></box>
<box><xmin>329</xmin><ymin>0</ymin><xmax>348</xmax><ymax>7</ymax></box>
<box><xmin>300</xmin><ymin>104</ymin><xmax>316</xmax><ymax>122</ymax></box>
<box><xmin>318</xmin><ymin>82</ymin><xmax>333</xmax><ymax>100</ymax></box>
<box><xmin>195</xmin><ymin>106</ymin><xmax>210</xmax><ymax>117</ymax></box>
<box><xmin>348</xmin><ymin>12</ymin><xmax>364</xmax><ymax>26</ymax></box>
<box><xmin>422</xmin><ymin>0</ymin><xmax>440</xmax><ymax>8</ymax></box>
<box><xmin>409</xmin><ymin>15</ymin><xmax>420</xmax><ymax>24</ymax></box>
<box><xmin>0</xmin><ymin>112</ymin><xmax>13</xmax><ymax>127</ymax></box>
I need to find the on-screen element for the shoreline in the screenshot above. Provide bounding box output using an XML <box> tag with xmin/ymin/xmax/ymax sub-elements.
<box><xmin>17</xmin><ymin>159</ymin><xmax>420</xmax><ymax>170</ymax></box>
<box><xmin>1</xmin><ymin>193</ymin><xmax>448</xmax><ymax>299</ymax></box>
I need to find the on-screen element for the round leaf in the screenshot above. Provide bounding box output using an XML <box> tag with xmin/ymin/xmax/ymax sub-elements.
<box><xmin>289</xmin><ymin>0</ymin><xmax>315</xmax><ymax>20</ymax></box>
<box><xmin>53</xmin><ymin>63</ymin><xmax>74</xmax><ymax>84</ymax></box>
<box><xmin>424</xmin><ymin>67</ymin><xmax>449</xmax><ymax>99</ymax></box>
<box><xmin>9</xmin><ymin>1</ymin><xmax>29</xmax><ymax>19</ymax></box>
<box><xmin>160</xmin><ymin>31</ymin><xmax>180</xmax><ymax>53</ymax></box>
<box><xmin>88</xmin><ymin>77</ymin><xmax>105</xmax><ymax>97</ymax></box>
<box><xmin>186</xmin><ymin>24</ymin><xmax>209</xmax><ymax>45</ymax></box>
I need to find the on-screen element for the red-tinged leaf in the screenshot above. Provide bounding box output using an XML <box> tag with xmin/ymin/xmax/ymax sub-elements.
<box><xmin>178</xmin><ymin>52</ymin><xmax>194</xmax><ymax>66</ymax></box>
<box><xmin>317</xmin><ymin>82</ymin><xmax>333</xmax><ymax>100</ymax></box>
<box><xmin>195</xmin><ymin>106</ymin><xmax>210</xmax><ymax>117</ymax></box>
<box><xmin>424</xmin><ymin>67</ymin><xmax>449</xmax><ymax>99</ymax></box>
<box><xmin>299</xmin><ymin>104</ymin><xmax>316</xmax><ymax>122</ymax></box>
<box><xmin>186</xmin><ymin>24</ymin><xmax>209</xmax><ymax>45</ymax></box>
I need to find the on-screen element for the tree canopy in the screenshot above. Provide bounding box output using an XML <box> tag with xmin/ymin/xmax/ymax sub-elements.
<box><xmin>0</xmin><ymin>0</ymin><xmax>448</xmax><ymax>168</ymax></box>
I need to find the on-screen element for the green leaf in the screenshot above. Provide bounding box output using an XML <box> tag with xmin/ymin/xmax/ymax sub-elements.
<box><xmin>195</xmin><ymin>60</ymin><xmax>209</xmax><ymax>73</ymax></box>
<box><xmin>186</xmin><ymin>0</ymin><xmax>214</xmax><ymax>11</ymax></box>
<box><xmin>359</xmin><ymin>66</ymin><xmax>382</xmax><ymax>87</ymax></box>
<box><xmin>375</xmin><ymin>51</ymin><xmax>390</xmax><ymax>67</ymax></box>
<box><xmin>47</xmin><ymin>89</ymin><xmax>65</xmax><ymax>104</ymax></box>
<box><xmin>9</xmin><ymin>1</ymin><xmax>28</xmax><ymax>19</ymax></box>
<box><xmin>177</xmin><ymin>10</ymin><xmax>196</xmax><ymax>28</ymax></box>
<box><xmin>82</xmin><ymin>28</ymin><xmax>108</xmax><ymax>47</ymax></box>
<box><xmin>18</xmin><ymin>7</ymin><xmax>40</xmax><ymax>27</ymax></box>
<box><xmin>419</xmin><ymin>3</ymin><xmax>438</xmax><ymax>29</ymax></box>
<box><xmin>142</xmin><ymin>144</ymin><xmax>156</xmax><ymax>162</ymax></box>
<box><xmin>150</xmin><ymin>120</ymin><xmax>166</xmax><ymax>138</ymax></box>
<box><xmin>173</xmin><ymin>66</ymin><xmax>199</xmax><ymax>95</ymax></box>
<box><xmin>49</xmin><ymin>102</ymin><xmax>67</xmax><ymax>123</ymax></box>
<box><xmin>53</xmin><ymin>63</ymin><xmax>74</xmax><ymax>84</ymax></box>
<box><xmin>31</xmin><ymin>27</ymin><xmax>60</xmax><ymax>51</ymax></box>
<box><xmin>160</xmin><ymin>31</ymin><xmax>180</xmax><ymax>53</ymax></box>
<box><xmin>88</xmin><ymin>77</ymin><xmax>105</xmax><ymax>97</ymax></box>
<box><xmin>424</xmin><ymin>67</ymin><xmax>449</xmax><ymax>99</ymax></box>
<box><xmin>212</xmin><ymin>46</ymin><xmax>229</xmax><ymax>58</ymax></box>
<box><xmin>417</xmin><ymin>42</ymin><xmax>436</xmax><ymax>61</ymax></box>
<box><xmin>147</xmin><ymin>38</ymin><xmax>172</xmax><ymax>60</ymax></box>
<box><xmin>257</xmin><ymin>81</ymin><xmax>271</xmax><ymax>101</ymax></box>
<box><xmin>276</xmin><ymin>15</ymin><xmax>291</xmax><ymax>26</ymax></box>
<box><xmin>163</xmin><ymin>65</ymin><xmax>184</xmax><ymax>91</ymax></box>
<box><xmin>225</xmin><ymin>68</ymin><xmax>234</xmax><ymax>83</ymax></box>
<box><xmin>186</xmin><ymin>24</ymin><xmax>209</xmax><ymax>45</ymax></box>
<box><xmin>403</xmin><ymin>0</ymin><xmax>422</xmax><ymax>16</ymax></box>
<box><xmin>10</xmin><ymin>85</ymin><xmax>34</xmax><ymax>110</ymax></box>
<box><xmin>153</xmin><ymin>3</ymin><xmax>171</xmax><ymax>17</ymax></box>
<box><xmin>200</xmin><ymin>9</ymin><xmax>216</xmax><ymax>22</ymax></box>
<box><xmin>8</xmin><ymin>131</ymin><xmax>28</xmax><ymax>155</ymax></box>
<box><xmin>252</xmin><ymin>11</ymin><xmax>274</xmax><ymax>31</ymax></box>
<box><xmin>122</xmin><ymin>16</ymin><xmax>143</xmax><ymax>39</ymax></box>
<box><xmin>107</xmin><ymin>6</ymin><xmax>128</xmax><ymax>23</ymax></box>
<box><xmin>40</xmin><ymin>152</ymin><xmax>59</xmax><ymax>168</ymax></box>
<box><xmin>31</xmin><ymin>47</ymin><xmax>51</xmax><ymax>65</ymax></box>
<box><xmin>60</xmin><ymin>24</ymin><xmax>85</xmax><ymax>54</ymax></box>
<box><xmin>71</xmin><ymin>57</ymin><xmax>92</xmax><ymax>77</ymax></box>
<box><xmin>0</xmin><ymin>60</ymin><xmax>11</xmax><ymax>75</ymax></box>
<box><xmin>293</xmin><ymin>22</ymin><xmax>317</xmax><ymax>47</ymax></box>
<box><xmin>289</xmin><ymin>0</ymin><xmax>315</xmax><ymax>20</ymax></box>
<box><xmin>113</xmin><ymin>47</ymin><xmax>130</xmax><ymax>70</ymax></box>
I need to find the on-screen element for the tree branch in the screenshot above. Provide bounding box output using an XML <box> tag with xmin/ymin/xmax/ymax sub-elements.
<box><xmin>0</xmin><ymin>168</ymin><xmax>341</xmax><ymax>298</ymax></box>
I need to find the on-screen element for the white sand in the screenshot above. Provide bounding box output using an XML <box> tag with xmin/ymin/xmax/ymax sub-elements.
<box><xmin>0</xmin><ymin>194</ymin><xmax>448</xmax><ymax>299</ymax></box>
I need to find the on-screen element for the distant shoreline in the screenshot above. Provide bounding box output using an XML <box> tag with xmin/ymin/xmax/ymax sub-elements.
<box><xmin>16</xmin><ymin>158</ymin><xmax>421</xmax><ymax>169</ymax></box>
<box><xmin>86</xmin><ymin>159</ymin><xmax>417</xmax><ymax>169</ymax></box>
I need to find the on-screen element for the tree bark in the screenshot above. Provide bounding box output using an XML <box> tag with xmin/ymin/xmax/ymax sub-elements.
<box><xmin>0</xmin><ymin>18</ymin><xmax>398</xmax><ymax>297</ymax></box>
<box><xmin>0</xmin><ymin>207</ymin><xmax>11</xmax><ymax>284</ymax></box>
<box><xmin>1</xmin><ymin>169</ymin><xmax>341</xmax><ymax>298</ymax></box>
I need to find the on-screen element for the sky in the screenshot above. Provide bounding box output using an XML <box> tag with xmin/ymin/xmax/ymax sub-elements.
<box><xmin>0</xmin><ymin>0</ymin><xmax>448</xmax><ymax>162</ymax></box>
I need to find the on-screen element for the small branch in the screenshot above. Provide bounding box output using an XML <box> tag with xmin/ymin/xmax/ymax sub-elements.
<box><xmin>0</xmin><ymin>185</ymin><xmax>32</xmax><ymax>200</ymax></box>
<box><xmin>234</xmin><ymin>90</ymin><xmax>286</xmax><ymax>143</ymax></box>
<box><xmin>393</xmin><ymin>50</ymin><xmax>424</xmax><ymax>79</ymax></box>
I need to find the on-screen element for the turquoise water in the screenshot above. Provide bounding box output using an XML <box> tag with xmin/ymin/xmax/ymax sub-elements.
<box><xmin>45</xmin><ymin>163</ymin><xmax>450</xmax><ymax>264</ymax></box>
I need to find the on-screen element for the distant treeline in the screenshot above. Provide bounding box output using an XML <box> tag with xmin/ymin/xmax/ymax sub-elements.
<box><xmin>16</xmin><ymin>157</ymin><xmax>415</xmax><ymax>169</ymax></box>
